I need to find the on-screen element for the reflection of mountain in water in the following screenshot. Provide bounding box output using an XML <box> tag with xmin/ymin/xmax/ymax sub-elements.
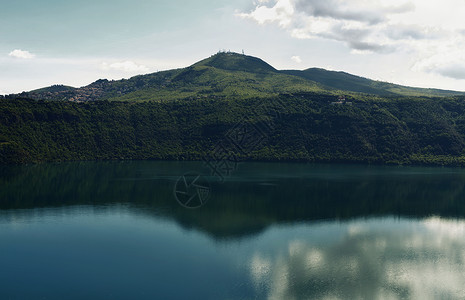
<box><xmin>1</xmin><ymin>161</ymin><xmax>465</xmax><ymax>240</ymax></box>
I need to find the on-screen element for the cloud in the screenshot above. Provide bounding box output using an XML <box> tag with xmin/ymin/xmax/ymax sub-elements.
<box><xmin>414</xmin><ymin>52</ymin><xmax>465</xmax><ymax>79</ymax></box>
<box><xmin>239</xmin><ymin>0</ymin><xmax>465</xmax><ymax>80</ymax></box>
<box><xmin>8</xmin><ymin>49</ymin><xmax>35</xmax><ymax>59</ymax></box>
<box><xmin>291</xmin><ymin>55</ymin><xmax>302</xmax><ymax>63</ymax></box>
<box><xmin>294</xmin><ymin>0</ymin><xmax>414</xmax><ymax>25</ymax></box>
<box><xmin>437</xmin><ymin>66</ymin><xmax>465</xmax><ymax>80</ymax></box>
<box><xmin>101</xmin><ymin>61</ymin><xmax>149</xmax><ymax>73</ymax></box>
<box><xmin>239</xmin><ymin>0</ymin><xmax>294</xmax><ymax>27</ymax></box>
<box><xmin>238</xmin><ymin>0</ymin><xmax>294</xmax><ymax>28</ymax></box>
<box><xmin>238</xmin><ymin>0</ymin><xmax>416</xmax><ymax>53</ymax></box>
<box><xmin>386</xmin><ymin>24</ymin><xmax>440</xmax><ymax>40</ymax></box>
<box><xmin>411</xmin><ymin>42</ymin><xmax>465</xmax><ymax>80</ymax></box>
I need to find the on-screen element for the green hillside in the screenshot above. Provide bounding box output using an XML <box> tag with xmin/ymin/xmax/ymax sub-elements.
<box><xmin>106</xmin><ymin>65</ymin><xmax>326</xmax><ymax>102</ymax></box>
<box><xmin>283</xmin><ymin>69</ymin><xmax>396</xmax><ymax>96</ymax></box>
<box><xmin>284</xmin><ymin>68</ymin><xmax>465</xmax><ymax>97</ymax></box>
<box><xmin>3</xmin><ymin>94</ymin><xmax>465</xmax><ymax>166</ymax></box>
<box><xmin>13</xmin><ymin>52</ymin><xmax>465</xmax><ymax>102</ymax></box>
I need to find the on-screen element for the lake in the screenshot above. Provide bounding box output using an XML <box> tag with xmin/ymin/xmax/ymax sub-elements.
<box><xmin>1</xmin><ymin>161</ymin><xmax>465</xmax><ymax>299</ymax></box>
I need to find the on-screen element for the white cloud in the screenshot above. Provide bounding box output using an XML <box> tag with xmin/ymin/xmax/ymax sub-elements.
<box><xmin>238</xmin><ymin>0</ymin><xmax>416</xmax><ymax>53</ymax></box>
<box><xmin>410</xmin><ymin>38</ymin><xmax>465</xmax><ymax>80</ymax></box>
<box><xmin>8</xmin><ymin>49</ymin><xmax>35</xmax><ymax>59</ymax></box>
<box><xmin>291</xmin><ymin>55</ymin><xmax>302</xmax><ymax>63</ymax></box>
<box><xmin>101</xmin><ymin>61</ymin><xmax>149</xmax><ymax>73</ymax></box>
<box><xmin>238</xmin><ymin>0</ymin><xmax>294</xmax><ymax>27</ymax></box>
<box><xmin>239</xmin><ymin>0</ymin><xmax>465</xmax><ymax>81</ymax></box>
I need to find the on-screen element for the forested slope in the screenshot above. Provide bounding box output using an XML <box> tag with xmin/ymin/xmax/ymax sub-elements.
<box><xmin>2</xmin><ymin>93</ymin><xmax>465</xmax><ymax>166</ymax></box>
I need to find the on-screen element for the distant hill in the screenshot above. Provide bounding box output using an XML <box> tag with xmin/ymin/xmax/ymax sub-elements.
<box><xmin>31</xmin><ymin>84</ymin><xmax>75</xmax><ymax>93</ymax></box>
<box><xmin>12</xmin><ymin>52</ymin><xmax>465</xmax><ymax>101</ymax></box>
<box><xmin>283</xmin><ymin>68</ymin><xmax>396</xmax><ymax>96</ymax></box>
<box><xmin>283</xmin><ymin>68</ymin><xmax>465</xmax><ymax>97</ymax></box>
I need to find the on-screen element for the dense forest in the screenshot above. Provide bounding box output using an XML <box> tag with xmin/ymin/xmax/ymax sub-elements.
<box><xmin>2</xmin><ymin>92</ymin><xmax>465</xmax><ymax>166</ymax></box>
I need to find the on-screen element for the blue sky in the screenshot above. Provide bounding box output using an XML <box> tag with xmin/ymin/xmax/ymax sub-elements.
<box><xmin>2</xmin><ymin>0</ymin><xmax>465</xmax><ymax>94</ymax></box>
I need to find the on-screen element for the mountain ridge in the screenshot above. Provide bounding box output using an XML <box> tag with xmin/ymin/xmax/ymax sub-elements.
<box><xmin>9</xmin><ymin>52</ymin><xmax>465</xmax><ymax>101</ymax></box>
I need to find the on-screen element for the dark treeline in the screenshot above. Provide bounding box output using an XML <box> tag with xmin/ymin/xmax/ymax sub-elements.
<box><xmin>2</xmin><ymin>93</ymin><xmax>465</xmax><ymax>166</ymax></box>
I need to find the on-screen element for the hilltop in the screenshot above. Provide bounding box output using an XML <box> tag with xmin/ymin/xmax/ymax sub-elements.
<box><xmin>193</xmin><ymin>51</ymin><xmax>277</xmax><ymax>73</ymax></box>
<box><xmin>11</xmin><ymin>52</ymin><xmax>465</xmax><ymax>102</ymax></box>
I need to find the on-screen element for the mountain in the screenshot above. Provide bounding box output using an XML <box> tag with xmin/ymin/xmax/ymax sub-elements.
<box><xmin>11</xmin><ymin>52</ymin><xmax>465</xmax><ymax>102</ymax></box>
<box><xmin>283</xmin><ymin>68</ymin><xmax>465</xmax><ymax>97</ymax></box>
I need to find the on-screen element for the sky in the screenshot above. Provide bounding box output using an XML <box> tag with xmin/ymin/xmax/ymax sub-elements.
<box><xmin>2</xmin><ymin>0</ymin><xmax>465</xmax><ymax>94</ymax></box>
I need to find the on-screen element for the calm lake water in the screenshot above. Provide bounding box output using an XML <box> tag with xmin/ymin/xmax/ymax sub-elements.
<box><xmin>1</xmin><ymin>161</ymin><xmax>465</xmax><ymax>300</ymax></box>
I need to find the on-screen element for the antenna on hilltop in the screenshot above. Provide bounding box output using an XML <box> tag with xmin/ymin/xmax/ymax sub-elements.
<box><xmin>242</xmin><ymin>49</ymin><xmax>245</xmax><ymax>55</ymax></box>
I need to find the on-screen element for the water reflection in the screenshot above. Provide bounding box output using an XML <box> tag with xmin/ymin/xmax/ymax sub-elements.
<box><xmin>1</xmin><ymin>161</ymin><xmax>465</xmax><ymax>239</ymax></box>
<box><xmin>248</xmin><ymin>218</ymin><xmax>465</xmax><ymax>300</ymax></box>
<box><xmin>1</xmin><ymin>161</ymin><xmax>465</xmax><ymax>299</ymax></box>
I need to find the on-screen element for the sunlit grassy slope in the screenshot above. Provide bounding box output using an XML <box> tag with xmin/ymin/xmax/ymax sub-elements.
<box><xmin>16</xmin><ymin>52</ymin><xmax>465</xmax><ymax>102</ymax></box>
<box><xmin>283</xmin><ymin>68</ymin><xmax>465</xmax><ymax>97</ymax></box>
<box><xmin>99</xmin><ymin>52</ymin><xmax>465</xmax><ymax>101</ymax></box>
<box><xmin>106</xmin><ymin>53</ymin><xmax>328</xmax><ymax>101</ymax></box>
